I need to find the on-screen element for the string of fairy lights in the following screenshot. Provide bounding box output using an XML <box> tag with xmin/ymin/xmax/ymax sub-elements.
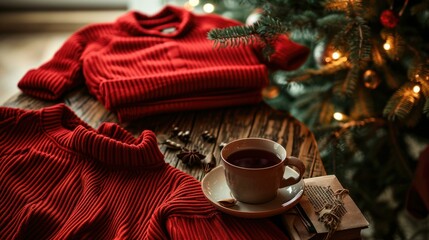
<box><xmin>327</xmin><ymin>44</ymin><xmax>423</xmax><ymax>122</ymax></box>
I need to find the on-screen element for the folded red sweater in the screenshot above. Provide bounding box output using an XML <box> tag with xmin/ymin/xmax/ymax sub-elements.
<box><xmin>0</xmin><ymin>104</ymin><xmax>290</xmax><ymax>239</ymax></box>
<box><xmin>18</xmin><ymin>5</ymin><xmax>309</xmax><ymax>122</ymax></box>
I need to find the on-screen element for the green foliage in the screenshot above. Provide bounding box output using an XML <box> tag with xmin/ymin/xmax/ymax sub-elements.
<box><xmin>383</xmin><ymin>83</ymin><xmax>419</xmax><ymax>121</ymax></box>
<box><xmin>316</xmin><ymin>14</ymin><xmax>347</xmax><ymax>36</ymax></box>
<box><xmin>381</xmin><ymin>29</ymin><xmax>406</xmax><ymax>60</ymax></box>
<box><xmin>206</xmin><ymin>0</ymin><xmax>429</xmax><ymax>238</ymax></box>
<box><xmin>208</xmin><ymin>14</ymin><xmax>286</xmax><ymax>57</ymax></box>
<box><xmin>334</xmin><ymin>64</ymin><xmax>361</xmax><ymax>97</ymax></box>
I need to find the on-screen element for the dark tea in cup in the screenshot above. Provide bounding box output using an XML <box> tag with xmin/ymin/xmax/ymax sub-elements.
<box><xmin>226</xmin><ymin>149</ymin><xmax>281</xmax><ymax>169</ymax></box>
<box><xmin>220</xmin><ymin>138</ymin><xmax>305</xmax><ymax>204</ymax></box>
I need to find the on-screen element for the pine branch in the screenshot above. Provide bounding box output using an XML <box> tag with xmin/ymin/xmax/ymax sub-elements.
<box><xmin>324</xmin><ymin>0</ymin><xmax>363</xmax><ymax>14</ymax></box>
<box><xmin>333</xmin><ymin>117</ymin><xmax>385</xmax><ymax>139</ymax></box>
<box><xmin>334</xmin><ymin>64</ymin><xmax>361</xmax><ymax>97</ymax></box>
<box><xmin>316</xmin><ymin>14</ymin><xmax>346</xmax><ymax>35</ymax></box>
<box><xmin>208</xmin><ymin>15</ymin><xmax>286</xmax><ymax>49</ymax></box>
<box><xmin>208</xmin><ymin>25</ymin><xmax>259</xmax><ymax>48</ymax></box>
<box><xmin>287</xmin><ymin>11</ymin><xmax>320</xmax><ymax>41</ymax></box>
<box><xmin>348</xmin><ymin>18</ymin><xmax>372</xmax><ymax>64</ymax></box>
<box><xmin>383</xmin><ymin>84</ymin><xmax>419</xmax><ymax>121</ymax></box>
<box><xmin>381</xmin><ymin>29</ymin><xmax>406</xmax><ymax>60</ymax></box>
<box><xmin>403</xmin><ymin>99</ymin><xmax>424</xmax><ymax>127</ymax></box>
<box><xmin>306</xmin><ymin>57</ymin><xmax>351</xmax><ymax>76</ymax></box>
<box><xmin>409</xmin><ymin>61</ymin><xmax>429</xmax><ymax>98</ymax></box>
<box><xmin>329</xmin><ymin>17</ymin><xmax>371</xmax><ymax>66</ymax></box>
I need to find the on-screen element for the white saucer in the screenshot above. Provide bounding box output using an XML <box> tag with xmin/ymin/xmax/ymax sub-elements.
<box><xmin>201</xmin><ymin>165</ymin><xmax>305</xmax><ymax>218</ymax></box>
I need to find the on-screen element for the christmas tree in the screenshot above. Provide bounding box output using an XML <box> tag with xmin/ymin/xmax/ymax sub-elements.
<box><xmin>204</xmin><ymin>0</ymin><xmax>429</xmax><ymax>239</ymax></box>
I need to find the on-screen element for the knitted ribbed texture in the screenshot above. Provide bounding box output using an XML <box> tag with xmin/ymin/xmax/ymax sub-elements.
<box><xmin>0</xmin><ymin>104</ymin><xmax>289</xmax><ymax>239</ymax></box>
<box><xmin>18</xmin><ymin>5</ymin><xmax>309</xmax><ymax>122</ymax></box>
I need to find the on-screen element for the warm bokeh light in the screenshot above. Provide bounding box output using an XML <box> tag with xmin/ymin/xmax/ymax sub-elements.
<box><xmin>383</xmin><ymin>42</ymin><xmax>391</xmax><ymax>50</ymax></box>
<box><xmin>332</xmin><ymin>51</ymin><xmax>340</xmax><ymax>60</ymax></box>
<box><xmin>189</xmin><ymin>0</ymin><xmax>200</xmax><ymax>7</ymax></box>
<box><xmin>333</xmin><ymin>112</ymin><xmax>344</xmax><ymax>121</ymax></box>
<box><xmin>203</xmin><ymin>3</ymin><xmax>215</xmax><ymax>13</ymax></box>
<box><xmin>261</xmin><ymin>86</ymin><xmax>280</xmax><ymax>99</ymax></box>
<box><xmin>413</xmin><ymin>85</ymin><xmax>421</xmax><ymax>93</ymax></box>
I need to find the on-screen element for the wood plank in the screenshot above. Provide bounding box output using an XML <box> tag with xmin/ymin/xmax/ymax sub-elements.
<box><xmin>2</xmin><ymin>92</ymin><xmax>326</xmax><ymax>179</ymax></box>
<box><xmin>177</xmin><ymin>108</ymin><xmax>222</xmax><ymax>180</ymax></box>
<box><xmin>2</xmin><ymin>92</ymin><xmax>61</xmax><ymax>110</ymax></box>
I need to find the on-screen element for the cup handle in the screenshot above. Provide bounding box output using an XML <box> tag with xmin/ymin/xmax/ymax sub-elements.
<box><xmin>280</xmin><ymin>156</ymin><xmax>305</xmax><ymax>188</ymax></box>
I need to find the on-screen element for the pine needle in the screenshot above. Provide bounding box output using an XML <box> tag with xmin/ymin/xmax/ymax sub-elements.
<box><xmin>207</xmin><ymin>15</ymin><xmax>286</xmax><ymax>51</ymax></box>
<box><xmin>383</xmin><ymin>84</ymin><xmax>418</xmax><ymax>121</ymax></box>
<box><xmin>334</xmin><ymin>64</ymin><xmax>360</xmax><ymax>97</ymax></box>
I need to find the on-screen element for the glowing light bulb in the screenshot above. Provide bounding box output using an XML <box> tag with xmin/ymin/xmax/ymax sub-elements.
<box><xmin>203</xmin><ymin>3</ymin><xmax>215</xmax><ymax>13</ymax></box>
<box><xmin>413</xmin><ymin>85</ymin><xmax>421</xmax><ymax>93</ymax></box>
<box><xmin>332</xmin><ymin>51</ymin><xmax>340</xmax><ymax>60</ymax></box>
<box><xmin>189</xmin><ymin>0</ymin><xmax>200</xmax><ymax>7</ymax></box>
<box><xmin>333</xmin><ymin>112</ymin><xmax>344</xmax><ymax>121</ymax></box>
<box><xmin>383</xmin><ymin>42</ymin><xmax>391</xmax><ymax>50</ymax></box>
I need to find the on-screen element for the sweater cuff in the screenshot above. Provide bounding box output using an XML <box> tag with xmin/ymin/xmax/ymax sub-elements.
<box><xmin>166</xmin><ymin>213</ymin><xmax>289</xmax><ymax>239</ymax></box>
<box><xmin>268</xmin><ymin>35</ymin><xmax>310</xmax><ymax>71</ymax></box>
<box><xmin>18</xmin><ymin>69</ymin><xmax>72</xmax><ymax>100</ymax></box>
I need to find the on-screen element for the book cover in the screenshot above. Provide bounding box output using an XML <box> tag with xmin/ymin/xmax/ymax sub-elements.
<box><xmin>283</xmin><ymin>175</ymin><xmax>369</xmax><ymax>240</ymax></box>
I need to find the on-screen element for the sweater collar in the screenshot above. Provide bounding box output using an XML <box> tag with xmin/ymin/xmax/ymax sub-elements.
<box><xmin>116</xmin><ymin>5</ymin><xmax>192</xmax><ymax>37</ymax></box>
<box><xmin>41</xmin><ymin>104</ymin><xmax>165</xmax><ymax>169</ymax></box>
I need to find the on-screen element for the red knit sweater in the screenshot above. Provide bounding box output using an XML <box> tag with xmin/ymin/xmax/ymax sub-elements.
<box><xmin>18</xmin><ymin>5</ymin><xmax>309</xmax><ymax>122</ymax></box>
<box><xmin>0</xmin><ymin>104</ymin><xmax>289</xmax><ymax>239</ymax></box>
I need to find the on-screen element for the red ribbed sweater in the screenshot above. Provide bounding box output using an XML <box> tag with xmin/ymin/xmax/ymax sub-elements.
<box><xmin>0</xmin><ymin>104</ymin><xmax>289</xmax><ymax>239</ymax></box>
<box><xmin>18</xmin><ymin>5</ymin><xmax>309</xmax><ymax>122</ymax></box>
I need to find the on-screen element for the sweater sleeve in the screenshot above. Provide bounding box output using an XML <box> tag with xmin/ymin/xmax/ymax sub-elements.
<box><xmin>257</xmin><ymin>34</ymin><xmax>310</xmax><ymax>71</ymax></box>
<box><xmin>167</xmin><ymin>213</ymin><xmax>289</xmax><ymax>240</ymax></box>
<box><xmin>18</xmin><ymin>32</ymin><xmax>86</xmax><ymax>100</ymax></box>
<box><xmin>149</xmin><ymin>174</ymin><xmax>289</xmax><ymax>240</ymax></box>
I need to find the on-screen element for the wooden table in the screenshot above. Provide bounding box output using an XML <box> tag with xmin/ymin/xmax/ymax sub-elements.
<box><xmin>2</xmin><ymin>88</ymin><xmax>326</xmax><ymax>180</ymax></box>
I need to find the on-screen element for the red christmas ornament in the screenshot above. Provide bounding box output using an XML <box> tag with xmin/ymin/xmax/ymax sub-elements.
<box><xmin>380</xmin><ymin>9</ymin><xmax>400</xmax><ymax>28</ymax></box>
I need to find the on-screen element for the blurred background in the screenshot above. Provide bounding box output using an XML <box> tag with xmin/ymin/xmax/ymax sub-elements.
<box><xmin>1</xmin><ymin>1</ymin><xmax>429</xmax><ymax>239</ymax></box>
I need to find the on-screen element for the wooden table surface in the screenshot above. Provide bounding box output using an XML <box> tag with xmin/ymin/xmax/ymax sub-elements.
<box><xmin>2</xmin><ymin>88</ymin><xmax>326</xmax><ymax>180</ymax></box>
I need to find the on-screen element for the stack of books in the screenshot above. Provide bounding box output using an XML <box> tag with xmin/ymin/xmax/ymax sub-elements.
<box><xmin>283</xmin><ymin>175</ymin><xmax>369</xmax><ymax>240</ymax></box>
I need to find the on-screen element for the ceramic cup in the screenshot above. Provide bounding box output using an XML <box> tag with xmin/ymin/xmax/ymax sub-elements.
<box><xmin>220</xmin><ymin>138</ymin><xmax>305</xmax><ymax>204</ymax></box>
